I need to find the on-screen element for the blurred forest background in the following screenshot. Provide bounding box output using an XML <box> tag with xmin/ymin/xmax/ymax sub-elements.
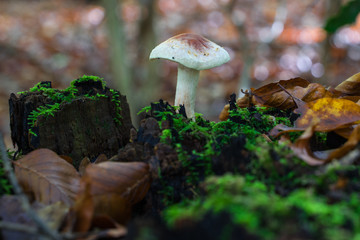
<box><xmin>0</xmin><ymin>0</ymin><xmax>360</xmax><ymax>148</ymax></box>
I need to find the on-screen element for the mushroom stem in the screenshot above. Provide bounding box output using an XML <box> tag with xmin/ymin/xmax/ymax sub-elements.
<box><xmin>174</xmin><ymin>64</ymin><xmax>200</xmax><ymax>119</ymax></box>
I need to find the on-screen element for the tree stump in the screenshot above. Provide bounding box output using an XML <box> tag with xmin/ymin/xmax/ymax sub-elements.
<box><xmin>9</xmin><ymin>76</ymin><xmax>132</xmax><ymax>168</ymax></box>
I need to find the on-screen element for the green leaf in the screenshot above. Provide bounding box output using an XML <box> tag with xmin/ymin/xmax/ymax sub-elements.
<box><xmin>324</xmin><ymin>0</ymin><xmax>360</xmax><ymax>33</ymax></box>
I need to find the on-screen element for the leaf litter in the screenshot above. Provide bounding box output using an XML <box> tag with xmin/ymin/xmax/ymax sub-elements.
<box><xmin>6</xmin><ymin>71</ymin><xmax>360</xmax><ymax>239</ymax></box>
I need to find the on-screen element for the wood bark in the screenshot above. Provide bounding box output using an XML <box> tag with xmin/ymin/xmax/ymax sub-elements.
<box><xmin>9</xmin><ymin>80</ymin><xmax>132</xmax><ymax>169</ymax></box>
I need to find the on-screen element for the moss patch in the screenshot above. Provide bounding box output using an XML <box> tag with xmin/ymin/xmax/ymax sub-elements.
<box><xmin>19</xmin><ymin>75</ymin><xmax>123</xmax><ymax>136</ymax></box>
<box><xmin>164</xmin><ymin>174</ymin><xmax>360</xmax><ymax>240</ymax></box>
<box><xmin>131</xmin><ymin>98</ymin><xmax>360</xmax><ymax>240</ymax></box>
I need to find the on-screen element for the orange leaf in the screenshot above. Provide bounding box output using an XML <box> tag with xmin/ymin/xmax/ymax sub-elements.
<box><xmin>295</xmin><ymin>98</ymin><xmax>360</xmax><ymax>131</ymax></box>
<box><xmin>83</xmin><ymin>161</ymin><xmax>151</xmax><ymax>223</ymax></box>
<box><xmin>14</xmin><ymin>149</ymin><xmax>81</xmax><ymax>205</ymax></box>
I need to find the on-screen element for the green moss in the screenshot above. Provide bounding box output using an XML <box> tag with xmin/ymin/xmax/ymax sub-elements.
<box><xmin>0</xmin><ymin>150</ymin><xmax>16</xmax><ymax>195</ymax></box>
<box><xmin>164</xmin><ymin>174</ymin><xmax>360</xmax><ymax>240</ymax></box>
<box><xmin>20</xmin><ymin>75</ymin><xmax>123</xmax><ymax>136</ymax></box>
<box><xmin>70</xmin><ymin>75</ymin><xmax>106</xmax><ymax>89</ymax></box>
<box><xmin>144</xmin><ymin>103</ymin><xmax>301</xmax><ymax>199</ymax></box>
<box><xmin>160</xmin><ymin>129</ymin><xmax>172</xmax><ymax>144</ymax></box>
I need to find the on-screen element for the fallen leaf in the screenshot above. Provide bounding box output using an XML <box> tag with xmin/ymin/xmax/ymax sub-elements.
<box><xmin>269</xmin><ymin>124</ymin><xmax>306</xmax><ymax>138</ymax></box>
<box><xmin>334</xmin><ymin>127</ymin><xmax>355</xmax><ymax>139</ymax></box>
<box><xmin>335</xmin><ymin>72</ymin><xmax>360</xmax><ymax>95</ymax></box>
<box><xmin>251</xmin><ymin>78</ymin><xmax>309</xmax><ymax>109</ymax></box>
<box><xmin>36</xmin><ymin>201</ymin><xmax>69</xmax><ymax>231</ymax></box>
<box><xmin>220</xmin><ymin>78</ymin><xmax>330</xmax><ymax>121</ymax></box>
<box><xmin>219</xmin><ymin>104</ymin><xmax>230</xmax><ymax>121</ymax></box>
<box><xmin>83</xmin><ymin>161</ymin><xmax>151</xmax><ymax>223</ymax></box>
<box><xmin>14</xmin><ymin>149</ymin><xmax>81</xmax><ymax>205</ymax></box>
<box><xmin>290</xmin><ymin>122</ymin><xmax>327</xmax><ymax>166</ymax></box>
<box><xmin>64</xmin><ymin>176</ymin><xmax>94</xmax><ymax>233</ymax></box>
<box><xmin>94</xmin><ymin>154</ymin><xmax>108</xmax><ymax>164</ymax></box>
<box><xmin>60</xmin><ymin>155</ymin><xmax>73</xmax><ymax>165</ymax></box>
<box><xmin>328</xmin><ymin>124</ymin><xmax>360</xmax><ymax>160</ymax></box>
<box><xmin>0</xmin><ymin>195</ymin><xmax>69</xmax><ymax>239</ymax></box>
<box><xmin>290</xmin><ymin>123</ymin><xmax>360</xmax><ymax>165</ymax></box>
<box><xmin>84</xmin><ymin>221</ymin><xmax>127</xmax><ymax>240</ymax></box>
<box><xmin>294</xmin><ymin>98</ymin><xmax>360</xmax><ymax>131</ymax></box>
<box><xmin>79</xmin><ymin>157</ymin><xmax>91</xmax><ymax>176</ymax></box>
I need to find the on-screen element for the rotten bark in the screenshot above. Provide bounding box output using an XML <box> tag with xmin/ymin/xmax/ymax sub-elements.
<box><xmin>9</xmin><ymin>80</ymin><xmax>133</xmax><ymax>169</ymax></box>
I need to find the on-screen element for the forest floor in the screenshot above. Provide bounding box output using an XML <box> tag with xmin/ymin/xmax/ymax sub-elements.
<box><xmin>2</xmin><ymin>75</ymin><xmax>360</xmax><ymax>239</ymax></box>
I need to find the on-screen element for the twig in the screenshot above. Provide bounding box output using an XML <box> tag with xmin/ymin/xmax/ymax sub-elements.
<box><xmin>0</xmin><ymin>221</ymin><xmax>38</xmax><ymax>235</ymax></box>
<box><xmin>0</xmin><ymin>133</ymin><xmax>61</xmax><ymax>240</ymax></box>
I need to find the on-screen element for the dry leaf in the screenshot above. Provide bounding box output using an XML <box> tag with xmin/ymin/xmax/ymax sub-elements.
<box><xmin>294</xmin><ymin>98</ymin><xmax>360</xmax><ymax>131</ymax></box>
<box><xmin>84</xmin><ymin>220</ymin><xmax>127</xmax><ymax>240</ymax></box>
<box><xmin>60</xmin><ymin>155</ymin><xmax>73</xmax><ymax>165</ymax></box>
<box><xmin>290</xmin><ymin>123</ymin><xmax>360</xmax><ymax>165</ymax></box>
<box><xmin>251</xmin><ymin>78</ymin><xmax>310</xmax><ymax>109</ymax></box>
<box><xmin>83</xmin><ymin>161</ymin><xmax>151</xmax><ymax>223</ymax></box>
<box><xmin>270</xmin><ymin>98</ymin><xmax>360</xmax><ymax>138</ymax></box>
<box><xmin>328</xmin><ymin>124</ymin><xmax>360</xmax><ymax>160</ymax></box>
<box><xmin>79</xmin><ymin>157</ymin><xmax>91</xmax><ymax>176</ymax></box>
<box><xmin>219</xmin><ymin>104</ymin><xmax>230</xmax><ymax>121</ymax></box>
<box><xmin>335</xmin><ymin>72</ymin><xmax>360</xmax><ymax>95</ymax></box>
<box><xmin>14</xmin><ymin>148</ymin><xmax>81</xmax><ymax>205</ymax></box>
<box><xmin>36</xmin><ymin>201</ymin><xmax>69</xmax><ymax>231</ymax></box>
<box><xmin>334</xmin><ymin>127</ymin><xmax>355</xmax><ymax>139</ymax></box>
<box><xmin>290</xmin><ymin>122</ymin><xmax>327</xmax><ymax>166</ymax></box>
<box><xmin>220</xmin><ymin>78</ymin><xmax>330</xmax><ymax>121</ymax></box>
<box><xmin>64</xmin><ymin>176</ymin><xmax>94</xmax><ymax>233</ymax></box>
<box><xmin>94</xmin><ymin>154</ymin><xmax>108</xmax><ymax>164</ymax></box>
<box><xmin>0</xmin><ymin>196</ymin><xmax>69</xmax><ymax>239</ymax></box>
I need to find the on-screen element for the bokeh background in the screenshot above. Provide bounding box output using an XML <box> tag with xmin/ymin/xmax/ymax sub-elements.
<box><xmin>0</xmin><ymin>0</ymin><xmax>359</xmax><ymax>148</ymax></box>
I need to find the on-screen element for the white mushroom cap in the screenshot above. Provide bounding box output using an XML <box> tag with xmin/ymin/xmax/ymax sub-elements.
<box><xmin>149</xmin><ymin>33</ymin><xmax>230</xmax><ymax>71</ymax></box>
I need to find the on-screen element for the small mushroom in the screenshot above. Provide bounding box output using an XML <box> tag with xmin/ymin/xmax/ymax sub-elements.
<box><xmin>150</xmin><ymin>33</ymin><xmax>230</xmax><ymax>119</ymax></box>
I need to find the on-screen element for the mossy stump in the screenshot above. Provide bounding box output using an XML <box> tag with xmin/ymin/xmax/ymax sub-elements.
<box><xmin>9</xmin><ymin>76</ymin><xmax>132</xmax><ymax>168</ymax></box>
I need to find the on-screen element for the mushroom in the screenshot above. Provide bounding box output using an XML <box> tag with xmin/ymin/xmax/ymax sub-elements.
<box><xmin>149</xmin><ymin>33</ymin><xmax>230</xmax><ymax>119</ymax></box>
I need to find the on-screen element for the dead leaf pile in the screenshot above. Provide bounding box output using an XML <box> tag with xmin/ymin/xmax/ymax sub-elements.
<box><xmin>220</xmin><ymin>72</ymin><xmax>360</xmax><ymax>165</ymax></box>
<box><xmin>7</xmin><ymin>148</ymin><xmax>151</xmax><ymax>239</ymax></box>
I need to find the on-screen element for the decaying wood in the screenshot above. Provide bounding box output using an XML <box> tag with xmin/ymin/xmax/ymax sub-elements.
<box><xmin>9</xmin><ymin>80</ymin><xmax>133</xmax><ymax>168</ymax></box>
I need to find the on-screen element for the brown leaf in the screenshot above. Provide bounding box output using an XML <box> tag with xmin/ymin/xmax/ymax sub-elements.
<box><xmin>334</xmin><ymin>127</ymin><xmax>354</xmax><ymax>139</ymax></box>
<box><xmin>290</xmin><ymin>122</ymin><xmax>360</xmax><ymax>165</ymax></box>
<box><xmin>83</xmin><ymin>220</ymin><xmax>127</xmax><ymax>240</ymax></box>
<box><xmin>335</xmin><ymin>72</ymin><xmax>360</xmax><ymax>95</ymax></box>
<box><xmin>79</xmin><ymin>157</ymin><xmax>91</xmax><ymax>176</ymax></box>
<box><xmin>36</xmin><ymin>201</ymin><xmax>69</xmax><ymax>231</ymax></box>
<box><xmin>60</xmin><ymin>155</ymin><xmax>73</xmax><ymax>165</ymax></box>
<box><xmin>0</xmin><ymin>196</ymin><xmax>69</xmax><ymax>239</ymax></box>
<box><xmin>251</xmin><ymin>78</ymin><xmax>310</xmax><ymax>109</ymax></box>
<box><xmin>294</xmin><ymin>98</ymin><xmax>360</xmax><ymax>131</ymax></box>
<box><xmin>270</xmin><ymin>98</ymin><xmax>360</xmax><ymax>138</ymax></box>
<box><xmin>290</xmin><ymin>122</ymin><xmax>327</xmax><ymax>166</ymax></box>
<box><xmin>14</xmin><ymin>149</ymin><xmax>81</xmax><ymax>205</ymax></box>
<box><xmin>94</xmin><ymin>154</ymin><xmax>108</xmax><ymax>164</ymax></box>
<box><xmin>83</xmin><ymin>161</ymin><xmax>151</xmax><ymax>223</ymax></box>
<box><xmin>64</xmin><ymin>176</ymin><xmax>94</xmax><ymax>233</ymax></box>
<box><xmin>221</xmin><ymin>78</ymin><xmax>330</xmax><ymax>121</ymax></box>
<box><xmin>219</xmin><ymin>104</ymin><xmax>230</xmax><ymax>121</ymax></box>
<box><xmin>269</xmin><ymin>124</ymin><xmax>306</xmax><ymax>138</ymax></box>
<box><xmin>328</xmin><ymin>124</ymin><xmax>360</xmax><ymax>160</ymax></box>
